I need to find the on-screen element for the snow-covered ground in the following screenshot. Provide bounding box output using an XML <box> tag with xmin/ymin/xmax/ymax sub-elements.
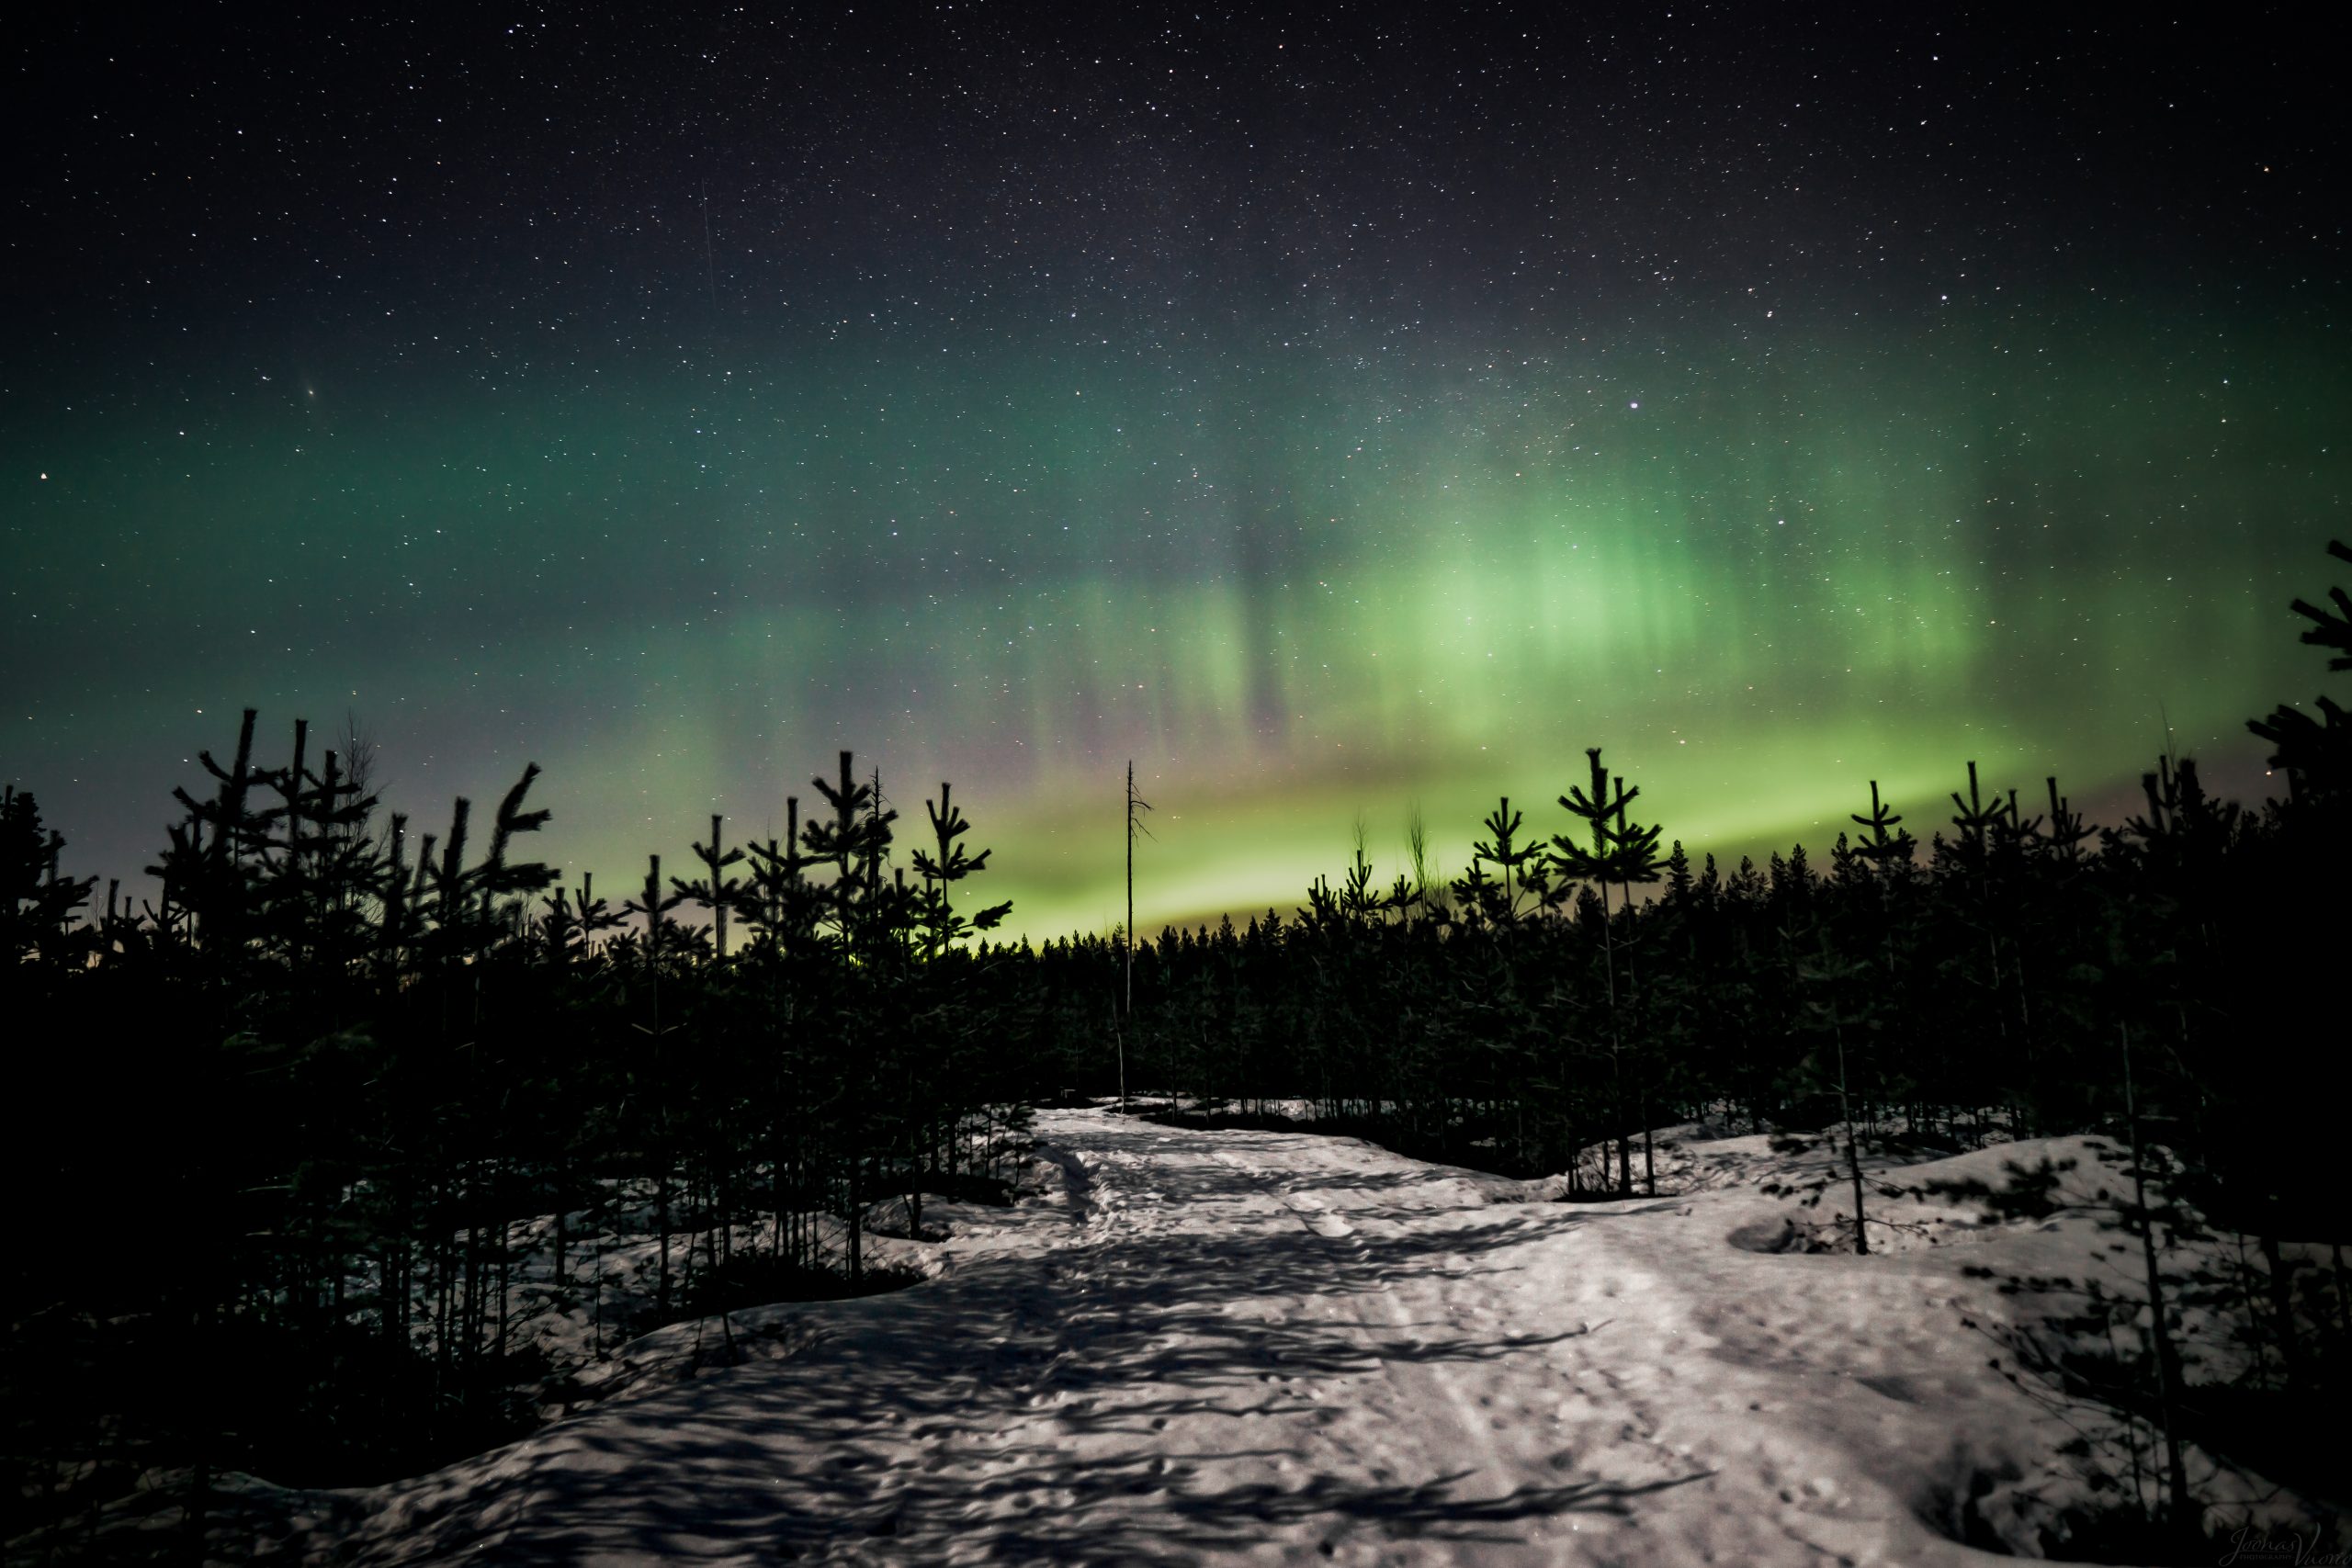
<box><xmin>157</xmin><ymin>1111</ymin><xmax>2335</xmax><ymax>1562</ymax></box>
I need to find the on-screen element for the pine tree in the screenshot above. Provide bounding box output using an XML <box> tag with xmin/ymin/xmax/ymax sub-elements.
<box><xmin>674</xmin><ymin>814</ymin><xmax>748</xmax><ymax>961</ymax></box>
<box><xmin>1663</xmin><ymin>840</ymin><xmax>1693</xmax><ymax>904</ymax></box>
<box><xmin>2248</xmin><ymin>540</ymin><xmax>2352</xmax><ymax>810</ymax></box>
<box><xmin>1792</xmin><ymin>929</ymin><xmax>1881</xmax><ymax>1255</ymax></box>
<box><xmin>1</xmin><ymin>785</ymin><xmax>97</xmax><ymax>968</ymax></box>
<box><xmin>625</xmin><ymin>854</ymin><xmax>688</xmax><ymax>1317</ymax></box>
<box><xmin>1552</xmin><ymin>749</ymin><xmax>1666</xmax><ymax>1192</ymax></box>
<box><xmin>1467</xmin><ymin>796</ymin><xmax>1545</xmax><ymax>924</ymax></box>
<box><xmin>804</xmin><ymin>750</ymin><xmax>894</xmax><ymax>952</ymax></box>
<box><xmin>910</xmin><ymin>781</ymin><xmax>1012</xmax><ymax>957</ymax></box>
<box><xmin>1850</xmin><ymin>780</ymin><xmax>1915</xmax><ymax>876</ymax></box>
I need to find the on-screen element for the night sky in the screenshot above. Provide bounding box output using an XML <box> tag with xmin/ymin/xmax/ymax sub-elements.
<box><xmin>7</xmin><ymin>8</ymin><xmax>2346</xmax><ymax>940</ymax></box>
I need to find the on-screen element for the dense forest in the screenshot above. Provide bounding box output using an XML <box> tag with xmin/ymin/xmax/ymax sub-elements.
<box><xmin>6</xmin><ymin>540</ymin><xmax>2347</xmax><ymax>1557</ymax></box>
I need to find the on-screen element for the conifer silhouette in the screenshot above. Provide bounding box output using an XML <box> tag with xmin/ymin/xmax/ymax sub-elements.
<box><xmin>1548</xmin><ymin>750</ymin><xmax>1667</xmax><ymax>1190</ymax></box>
<box><xmin>675</xmin><ymin>813</ymin><xmax>748</xmax><ymax>960</ymax></box>
<box><xmin>2248</xmin><ymin>539</ymin><xmax>2352</xmax><ymax>807</ymax></box>
<box><xmin>1466</xmin><ymin>796</ymin><xmax>1546</xmax><ymax>924</ymax></box>
<box><xmin>1849</xmin><ymin>780</ymin><xmax>1915</xmax><ymax>874</ymax></box>
<box><xmin>1</xmin><ymin>785</ymin><xmax>96</xmax><ymax>968</ymax></box>
<box><xmin>910</xmin><ymin>781</ymin><xmax>1012</xmax><ymax>956</ymax></box>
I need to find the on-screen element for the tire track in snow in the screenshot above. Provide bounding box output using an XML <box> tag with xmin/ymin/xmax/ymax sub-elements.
<box><xmin>1209</xmin><ymin>1147</ymin><xmax>1525</xmax><ymax>1506</ymax></box>
<box><xmin>260</xmin><ymin>1109</ymin><xmax>2008</xmax><ymax>1567</ymax></box>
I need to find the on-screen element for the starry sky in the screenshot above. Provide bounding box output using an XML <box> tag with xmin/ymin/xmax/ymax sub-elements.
<box><xmin>6</xmin><ymin>7</ymin><xmax>2346</xmax><ymax>941</ymax></box>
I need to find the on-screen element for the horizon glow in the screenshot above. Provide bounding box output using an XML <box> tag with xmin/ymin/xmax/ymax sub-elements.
<box><xmin>9</xmin><ymin>305</ymin><xmax>2336</xmax><ymax>942</ymax></box>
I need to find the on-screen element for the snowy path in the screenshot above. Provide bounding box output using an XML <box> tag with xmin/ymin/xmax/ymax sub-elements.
<box><xmin>268</xmin><ymin>1110</ymin><xmax>2032</xmax><ymax>1565</ymax></box>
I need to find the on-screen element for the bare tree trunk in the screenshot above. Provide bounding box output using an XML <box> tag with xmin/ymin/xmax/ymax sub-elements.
<box><xmin>1597</xmin><ymin>886</ymin><xmax>1631</xmax><ymax>1196</ymax></box>
<box><xmin>1835</xmin><ymin>1018</ymin><xmax>1869</xmax><ymax>1257</ymax></box>
<box><xmin>847</xmin><ymin>1154</ymin><xmax>864</xmax><ymax>1284</ymax></box>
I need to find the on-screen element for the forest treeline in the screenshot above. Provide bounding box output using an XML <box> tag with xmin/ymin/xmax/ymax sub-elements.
<box><xmin>1119</xmin><ymin>540</ymin><xmax>2347</xmax><ymax>1215</ymax></box>
<box><xmin>4</xmin><ymin>541</ymin><xmax>2347</xmax><ymax>1552</ymax></box>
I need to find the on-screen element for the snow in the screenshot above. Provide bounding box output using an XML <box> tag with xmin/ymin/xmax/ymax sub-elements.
<box><xmin>112</xmin><ymin>1111</ymin><xmax>2339</xmax><ymax>1562</ymax></box>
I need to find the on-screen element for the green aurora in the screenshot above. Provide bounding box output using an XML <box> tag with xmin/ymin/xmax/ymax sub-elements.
<box><xmin>17</xmin><ymin>9</ymin><xmax>2351</xmax><ymax>944</ymax></box>
<box><xmin>9</xmin><ymin>299</ymin><xmax>2343</xmax><ymax>942</ymax></box>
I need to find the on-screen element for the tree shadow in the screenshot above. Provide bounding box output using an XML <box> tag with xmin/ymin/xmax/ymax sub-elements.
<box><xmin>227</xmin><ymin>1114</ymin><xmax>1693</xmax><ymax>1564</ymax></box>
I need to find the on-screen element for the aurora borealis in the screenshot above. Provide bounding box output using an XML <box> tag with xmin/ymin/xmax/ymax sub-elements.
<box><xmin>6</xmin><ymin>9</ymin><xmax>2346</xmax><ymax>942</ymax></box>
